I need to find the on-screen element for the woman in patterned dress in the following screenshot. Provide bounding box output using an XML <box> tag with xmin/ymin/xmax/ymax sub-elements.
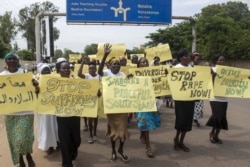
<box><xmin>0</xmin><ymin>52</ymin><xmax>37</xmax><ymax>167</ymax></box>
<box><xmin>136</xmin><ymin>57</ymin><xmax>161</xmax><ymax>158</ymax></box>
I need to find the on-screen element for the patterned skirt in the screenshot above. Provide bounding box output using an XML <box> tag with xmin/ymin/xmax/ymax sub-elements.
<box><xmin>5</xmin><ymin>115</ymin><xmax>34</xmax><ymax>165</ymax></box>
<box><xmin>193</xmin><ymin>100</ymin><xmax>204</xmax><ymax>120</ymax></box>
<box><xmin>136</xmin><ymin>112</ymin><xmax>161</xmax><ymax>131</ymax></box>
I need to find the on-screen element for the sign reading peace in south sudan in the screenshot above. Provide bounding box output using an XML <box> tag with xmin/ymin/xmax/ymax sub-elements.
<box><xmin>102</xmin><ymin>76</ymin><xmax>157</xmax><ymax>114</ymax></box>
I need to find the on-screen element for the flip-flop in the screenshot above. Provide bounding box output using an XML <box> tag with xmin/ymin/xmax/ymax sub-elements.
<box><xmin>209</xmin><ymin>133</ymin><xmax>216</xmax><ymax>143</ymax></box>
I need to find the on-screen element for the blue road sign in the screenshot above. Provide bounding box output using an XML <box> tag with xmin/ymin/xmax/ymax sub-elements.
<box><xmin>67</xmin><ymin>0</ymin><xmax>172</xmax><ymax>25</ymax></box>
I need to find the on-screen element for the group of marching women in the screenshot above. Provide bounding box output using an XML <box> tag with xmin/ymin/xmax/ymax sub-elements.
<box><xmin>1</xmin><ymin>44</ymin><xmax>228</xmax><ymax>167</ymax></box>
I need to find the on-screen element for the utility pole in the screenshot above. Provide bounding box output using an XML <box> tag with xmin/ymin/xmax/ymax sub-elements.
<box><xmin>35</xmin><ymin>12</ymin><xmax>66</xmax><ymax>63</ymax></box>
<box><xmin>172</xmin><ymin>16</ymin><xmax>196</xmax><ymax>52</ymax></box>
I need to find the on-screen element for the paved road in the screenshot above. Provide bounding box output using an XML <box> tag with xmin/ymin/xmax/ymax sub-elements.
<box><xmin>1</xmin><ymin>98</ymin><xmax>250</xmax><ymax>167</ymax></box>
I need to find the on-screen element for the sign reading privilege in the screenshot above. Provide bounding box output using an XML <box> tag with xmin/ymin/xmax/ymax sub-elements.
<box><xmin>37</xmin><ymin>75</ymin><xmax>100</xmax><ymax>117</ymax></box>
<box><xmin>102</xmin><ymin>76</ymin><xmax>157</xmax><ymax>114</ymax></box>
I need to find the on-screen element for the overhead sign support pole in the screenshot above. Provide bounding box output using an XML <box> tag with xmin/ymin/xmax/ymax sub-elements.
<box><xmin>35</xmin><ymin>12</ymin><xmax>66</xmax><ymax>63</ymax></box>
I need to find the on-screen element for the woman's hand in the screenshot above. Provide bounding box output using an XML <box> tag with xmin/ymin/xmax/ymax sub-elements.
<box><xmin>126</xmin><ymin>73</ymin><xmax>134</xmax><ymax>79</ymax></box>
<box><xmin>104</xmin><ymin>43</ymin><xmax>112</xmax><ymax>56</ymax></box>
<box><xmin>32</xmin><ymin>78</ymin><xmax>40</xmax><ymax>98</ymax></box>
<box><xmin>97</xmin><ymin>89</ymin><xmax>102</xmax><ymax>97</ymax></box>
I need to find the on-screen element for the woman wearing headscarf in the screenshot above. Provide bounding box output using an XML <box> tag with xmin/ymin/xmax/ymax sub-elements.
<box><xmin>36</xmin><ymin>63</ymin><xmax>60</xmax><ymax>154</ymax></box>
<box><xmin>98</xmin><ymin>44</ymin><xmax>130</xmax><ymax>163</ymax></box>
<box><xmin>0</xmin><ymin>52</ymin><xmax>37</xmax><ymax>167</ymax></box>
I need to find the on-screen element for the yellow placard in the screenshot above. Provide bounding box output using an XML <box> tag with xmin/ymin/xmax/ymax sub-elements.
<box><xmin>167</xmin><ymin>66</ymin><xmax>214</xmax><ymax>100</ymax></box>
<box><xmin>129</xmin><ymin>65</ymin><xmax>171</xmax><ymax>96</ymax></box>
<box><xmin>214</xmin><ymin>65</ymin><xmax>250</xmax><ymax>98</ymax></box>
<box><xmin>0</xmin><ymin>73</ymin><xmax>37</xmax><ymax>114</ymax></box>
<box><xmin>37</xmin><ymin>75</ymin><xmax>100</xmax><ymax>117</ymax></box>
<box><xmin>96</xmin><ymin>43</ymin><xmax>126</xmax><ymax>60</ymax></box>
<box><xmin>88</xmin><ymin>54</ymin><xmax>97</xmax><ymax>61</ymax></box>
<box><xmin>69</xmin><ymin>54</ymin><xmax>81</xmax><ymax>63</ymax></box>
<box><xmin>120</xmin><ymin>66</ymin><xmax>130</xmax><ymax>76</ymax></box>
<box><xmin>145</xmin><ymin>43</ymin><xmax>172</xmax><ymax>63</ymax></box>
<box><xmin>73</xmin><ymin>64</ymin><xmax>89</xmax><ymax>78</ymax></box>
<box><xmin>102</xmin><ymin>76</ymin><xmax>157</xmax><ymax>114</ymax></box>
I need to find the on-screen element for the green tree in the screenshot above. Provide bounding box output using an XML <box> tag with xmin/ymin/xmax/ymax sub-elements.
<box><xmin>18</xmin><ymin>49</ymin><xmax>35</xmax><ymax>61</ymax></box>
<box><xmin>54</xmin><ymin>49</ymin><xmax>63</xmax><ymax>60</ymax></box>
<box><xmin>84</xmin><ymin>44</ymin><xmax>98</xmax><ymax>55</ymax></box>
<box><xmin>18</xmin><ymin>1</ymin><xmax>59</xmax><ymax>52</ymax></box>
<box><xmin>145</xmin><ymin>1</ymin><xmax>250</xmax><ymax>60</ymax></box>
<box><xmin>145</xmin><ymin>21</ymin><xmax>193</xmax><ymax>57</ymax></box>
<box><xmin>63</xmin><ymin>48</ymin><xmax>78</xmax><ymax>60</ymax></box>
<box><xmin>0</xmin><ymin>12</ymin><xmax>17</xmax><ymax>44</ymax></box>
<box><xmin>0</xmin><ymin>39</ymin><xmax>11</xmax><ymax>58</ymax></box>
<box><xmin>126</xmin><ymin>47</ymin><xmax>145</xmax><ymax>59</ymax></box>
<box><xmin>197</xmin><ymin>1</ymin><xmax>250</xmax><ymax>59</ymax></box>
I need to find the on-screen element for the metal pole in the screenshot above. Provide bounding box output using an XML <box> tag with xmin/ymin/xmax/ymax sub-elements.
<box><xmin>35</xmin><ymin>12</ymin><xmax>66</xmax><ymax>63</ymax></box>
<box><xmin>172</xmin><ymin>16</ymin><xmax>196</xmax><ymax>52</ymax></box>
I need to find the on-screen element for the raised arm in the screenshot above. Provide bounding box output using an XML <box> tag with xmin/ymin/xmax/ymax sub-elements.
<box><xmin>98</xmin><ymin>43</ymin><xmax>112</xmax><ymax>76</ymax></box>
<box><xmin>78</xmin><ymin>58</ymin><xmax>86</xmax><ymax>79</ymax></box>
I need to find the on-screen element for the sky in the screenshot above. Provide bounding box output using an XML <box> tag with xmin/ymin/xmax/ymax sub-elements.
<box><xmin>0</xmin><ymin>0</ymin><xmax>249</xmax><ymax>53</ymax></box>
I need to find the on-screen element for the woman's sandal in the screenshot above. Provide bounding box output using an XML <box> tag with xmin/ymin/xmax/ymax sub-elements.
<box><xmin>145</xmin><ymin>147</ymin><xmax>154</xmax><ymax>158</ymax></box>
<box><xmin>209</xmin><ymin>132</ymin><xmax>216</xmax><ymax>144</ymax></box>
<box><xmin>194</xmin><ymin>119</ymin><xmax>201</xmax><ymax>127</ymax></box>
<box><xmin>26</xmin><ymin>154</ymin><xmax>35</xmax><ymax>167</ymax></box>
<box><xmin>173</xmin><ymin>137</ymin><xmax>180</xmax><ymax>151</ymax></box>
<box><xmin>46</xmin><ymin>147</ymin><xmax>54</xmax><ymax>155</ymax></box>
<box><xmin>110</xmin><ymin>153</ymin><xmax>117</xmax><ymax>162</ymax></box>
<box><xmin>118</xmin><ymin>149</ymin><xmax>129</xmax><ymax>162</ymax></box>
<box><xmin>214</xmin><ymin>137</ymin><xmax>223</xmax><ymax>144</ymax></box>
<box><xmin>179</xmin><ymin>143</ymin><xmax>190</xmax><ymax>152</ymax></box>
<box><xmin>19</xmin><ymin>156</ymin><xmax>26</xmax><ymax>167</ymax></box>
<box><xmin>140</xmin><ymin>135</ymin><xmax>146</xmax><ymax>144</ymax></box>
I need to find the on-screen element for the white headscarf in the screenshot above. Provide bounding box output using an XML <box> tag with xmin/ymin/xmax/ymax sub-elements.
<box><xmin>37</xmin><ymin>63</ymin><xmax>50</xmax><ymax>74</ymax></box>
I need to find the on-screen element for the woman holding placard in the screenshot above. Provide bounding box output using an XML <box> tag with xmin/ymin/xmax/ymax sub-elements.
<box><xmin>136</xmin><ymin>57</ymin><xmax>161</xmax><ymax>158</ymax></box>
<box><xmin>55</xmin><ymin>59</ymin><xmax>81</xmax><ymax>167</ymax></box>
<box><xmin>98</xmin><ymin>43</ymin><xmax>130</xmax><ymax>163</ymax></box>
<box><xmin>173</xmin><ymin>49</ymin><xmax>195</xmax><ymax>152</ymax></box>
<box><xmin>206</xmin><ymin>54</ymin><xmax>228</xmax><ymax>144</ymax></box>
<box><xmin>0</xmin><ymin>52</ymin><xmax>37</xmax><ymax>167</ymax></box>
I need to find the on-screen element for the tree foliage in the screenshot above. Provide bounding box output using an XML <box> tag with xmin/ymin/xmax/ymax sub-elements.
<box><xmin>196</xmin><ymin>1</ymin><xmax>250</xmax><ymax>59</ymax></box>
<box><xmin>63</xmin><ymin>48</ymin><xmax>79</xmax><ymax>60</ymax></box>
<box><xmin>18</xmin><ymin>1</ymin><xmax>59</xmax><ymax>52</ymax></box>
<box><xmin>145</xmin><ymin>1</ymin><xmax>250</xmax><ymax>60</ymax></box>
<box><xmin>0</xmin><ymin>39</ymin><xmax>11</xmax><ymax>59</ymax></box>
<box><xmin>84</xmin><ymin>44</ymin><xmax>98</xmax><ymax>55</ymax></box>
<box><xmin>18</xmin><ymin>49</ymin><xmax>35</xmax><ymax>61</ymax></box>
<box><xmin>0</xmin><ymin>12</ymin><xmax>17</xmax><ymax>44</ymax></box>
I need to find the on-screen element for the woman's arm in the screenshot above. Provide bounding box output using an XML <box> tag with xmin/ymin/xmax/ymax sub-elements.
<box><xmin>78</xmin><ymin>59</ymin><xmax>86</xmax><ymax>79</ymax></box>
<box><xmin>98</xmin><ymin>43</ymin><xmax>112</xmax><ymax>76</ymax></box>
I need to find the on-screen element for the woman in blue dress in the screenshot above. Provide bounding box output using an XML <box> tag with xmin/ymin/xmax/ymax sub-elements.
<box><xmin>136</xmin><ymin>57</ymin><xmax>161</xmax><ymax>158</ymax></box>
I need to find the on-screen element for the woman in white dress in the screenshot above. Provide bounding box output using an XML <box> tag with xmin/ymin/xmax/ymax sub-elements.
<box><xmin>36</xmin><ymin>63</ymin><xmax>59</xmax><ymax>154</ymax></box>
